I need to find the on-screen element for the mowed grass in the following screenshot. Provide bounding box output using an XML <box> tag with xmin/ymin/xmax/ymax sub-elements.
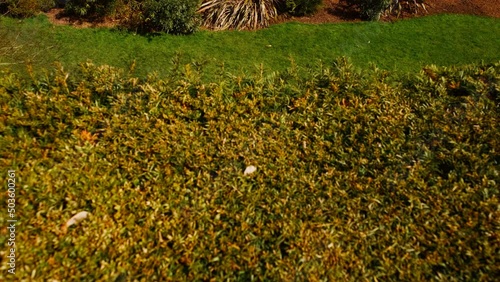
<box><xmin>1</xmin><ymin>13</ymin><xmax>499</xmax><ymax>78</ymax></box>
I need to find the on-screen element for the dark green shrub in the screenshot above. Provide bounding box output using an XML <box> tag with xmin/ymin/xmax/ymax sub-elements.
<box><xmin>138</xmin><ymin>0</ymin><xmax>201</xmax><ymax>34</ymax></box>
<box><xmin>64</xmin><ymin>0</ymin><xmax>117</xmax><ymax>18</ymax></box>
<box><xmin>0</xmin><ymin>0</ymin><xmax>54</xmax><ymax>18</ymax></box>
<box><xmin>346</xmin><ymin>0</ymin><xmax>390</xmax><ymax>20</ymax></box>
<box><xmin>284</xmin><ymin>0</ymin><xmax>322</xmax><ymax>16</ymax></box>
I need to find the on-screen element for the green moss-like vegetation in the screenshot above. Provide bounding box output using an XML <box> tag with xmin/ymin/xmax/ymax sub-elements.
<box><xmin>1</xmin><ymin>58</ymin><xmax>499</xmax><ymax>280</ymax></box>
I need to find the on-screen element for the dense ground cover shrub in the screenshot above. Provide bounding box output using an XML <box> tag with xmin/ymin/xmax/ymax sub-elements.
<box><xmin>1</xmin><ymin>59</ymin><xmax>499</xmax><ymax>280</ymax></box>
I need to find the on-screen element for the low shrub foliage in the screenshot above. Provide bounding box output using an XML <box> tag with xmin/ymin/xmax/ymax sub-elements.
<box><xmin>1</xmin><ymin>0</ymin><xmax>201</xmax><ymax>33</ymax></box>
<box><xmin>1</xmin><ymin>59</ymin><xmax>499</xmax><ymax>280</ymax></box>
<box><xmin>284</xmin><ymin>0</ymin><xmax>323</xmax><ymax>16</ymax></box>
<box><xmin>1</xmin><ymin>0</ymin><xmax>428</xmax><ymax>30</ymax></box>
<box><xmin>136</xmin><ymin>0</ymin><xmax>201</xmax><ymax>34</ymax></box>
<box><xmin>63</xmin><ymin>0</ymin><xmax>201</xmax><ymax>34</ymax></box>
<box><xmin>1</xmin><ymin>0</ymin><xmax>323</xmax><ymax>31</ymax></box>
<box><xmin>64</xmin><ymin>0</ymin><xmax>118</xmax><ymax>18</ymax></box>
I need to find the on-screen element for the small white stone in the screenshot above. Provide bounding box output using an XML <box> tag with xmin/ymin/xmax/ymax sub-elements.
<box><xmin>63</xmin><ymin>211</ymin><xmax>90</xmax><ymax>231</ymax></box>
<box><xmin>244</xmin><ymin>165</ymin><xmax>257</xmax><ymax>175</ymax></box>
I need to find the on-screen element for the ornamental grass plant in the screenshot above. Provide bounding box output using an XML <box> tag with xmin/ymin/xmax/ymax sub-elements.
<box><xmin>198</xmin><ymin>0</ymin><xmax>280</xmax><ymax>30</ymax></box>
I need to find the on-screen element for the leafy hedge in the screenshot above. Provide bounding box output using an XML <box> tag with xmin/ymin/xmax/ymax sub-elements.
<box><xmin>0</xmin><ymin>59</ymin><xmax>499</xmax><ymax>280</ymax></box>
<box><xmin>138</xmin><ymin>0</ymin><xmax>201</xmax><ymax>34</ymax></box>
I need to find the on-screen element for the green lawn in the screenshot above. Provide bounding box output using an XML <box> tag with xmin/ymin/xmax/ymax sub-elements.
<box><xmin>1</xmin><ymin>14</ymin><xmax>499</xmax><ymax>78</ymax></box>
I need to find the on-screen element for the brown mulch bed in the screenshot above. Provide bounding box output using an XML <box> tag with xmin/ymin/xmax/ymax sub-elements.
<box><xmin>281</xmin><ymin>0</ymin><xmax>500</xmax><ymax>24</ymax></box>
<box><xmin>44</xmin><ymin>8</ymin><xmax>118</xmax><ymax>28</ymax></box>
<box><xmin>45</xmin><ymin>0</ymin><xmax>500</xmax><ymax>29</ymax></box>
